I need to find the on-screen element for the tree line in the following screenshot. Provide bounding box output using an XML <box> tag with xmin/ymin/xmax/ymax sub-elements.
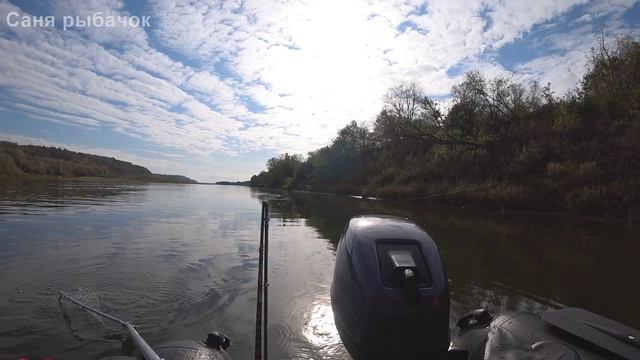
<box><xmin>250</xmin><ymin>36</ymin><xmax>640</xmax><ymax>221</ymax></box>
<box><xmin>0</xmin><ymin>141</ymin><xmax>196</xmax><ymax>183</ymax></box>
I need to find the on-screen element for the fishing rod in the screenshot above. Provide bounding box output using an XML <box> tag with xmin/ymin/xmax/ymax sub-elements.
<box><xmin>263</xmin><ymin>201</ymin><xmax>269</xmax><ymax>360</ymax></box>
<box><xmin>58</xmin><ymin>291</ymin><xmax>164</xmax><ymax>360</ymax></box>
<box><xmin>254</xmin><ymin>201</ymin><xmax>269</xmax><ymax>360</ymax></box>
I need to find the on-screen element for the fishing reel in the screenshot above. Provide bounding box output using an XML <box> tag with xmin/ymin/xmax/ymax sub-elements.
<box><xmin>206</xmin><ymin>332</ymin><xmax>231</xmax><ymax>350</ymax></box>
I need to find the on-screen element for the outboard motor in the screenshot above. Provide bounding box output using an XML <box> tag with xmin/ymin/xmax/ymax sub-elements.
<box><xmin>331</xmin><ymin>215</ymin><xmax>450</xmax><ymax>359</ymax></box>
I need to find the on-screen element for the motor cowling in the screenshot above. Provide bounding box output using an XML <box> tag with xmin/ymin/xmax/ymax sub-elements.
<box><xmin>331</xmin><ymin>216</ymin><xmax>450</xmax><ymax>359</ymax></box>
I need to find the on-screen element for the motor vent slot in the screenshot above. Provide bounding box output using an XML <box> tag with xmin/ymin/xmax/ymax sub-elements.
<box><xmin>376</xmin><ymin>242</ymin><xmax>432</xmax><ymax>288</ymax></box>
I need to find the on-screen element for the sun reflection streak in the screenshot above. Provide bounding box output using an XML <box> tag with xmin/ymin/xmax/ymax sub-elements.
<box><xmin>302</xmin><ymin>301</ymin><xmax>345</xmax><ymax>357</ymax></box>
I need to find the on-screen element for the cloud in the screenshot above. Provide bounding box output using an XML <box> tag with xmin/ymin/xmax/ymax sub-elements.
<box><xmin>482</xmin><ymin>0</ymin><xmax>589</xmax><ymax>47</ymax></box>
<box><xmin>149</xmin><ymin>0</ymin><xmax>638</xmax><ymax>144</ymax></box>
<box><xmin>1</xmin><ymin>0</ymin><xmax>639</xmax><ymax>173</ymax></box>
<box><xmin>587</xmin><ymin>0</ymin><xmax>638</xmax><ymax>17</ymax></box>
<box><xmin>0</xmin><ymin>0</ymin><xmax>249</xmax><ymax>157</ymax></box>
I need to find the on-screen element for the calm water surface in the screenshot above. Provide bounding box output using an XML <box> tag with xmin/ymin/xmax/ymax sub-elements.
<box><xmin>0</xmin><ymin>179</ymin><xmax>639</xmax><ymax>359</ymax></box>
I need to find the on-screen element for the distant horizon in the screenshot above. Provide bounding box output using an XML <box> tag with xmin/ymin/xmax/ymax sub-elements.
<box><xmin>1</xmin><ymin>0</ymin><xmax>639</xmax><ymax>182</ymax></box>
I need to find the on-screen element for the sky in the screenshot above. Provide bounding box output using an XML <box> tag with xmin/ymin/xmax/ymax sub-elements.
<box><xmin>0</xmin><ymin>0</ymin><xmax>638</xmax><ymax>182</ymax></box>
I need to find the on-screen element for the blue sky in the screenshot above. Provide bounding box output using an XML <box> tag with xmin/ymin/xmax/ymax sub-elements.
<box><xmin>0</xmin><ymin>0</ymin><xmax>638</xmax><ymax>182</ymax></box>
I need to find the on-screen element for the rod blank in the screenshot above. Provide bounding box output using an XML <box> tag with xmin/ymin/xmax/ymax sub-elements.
<box><xmin>254</xmin><ymin>201</ymin><xmax>269</xmax><ymax>360</ymax></box>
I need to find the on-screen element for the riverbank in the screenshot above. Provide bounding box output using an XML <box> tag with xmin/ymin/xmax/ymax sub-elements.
<box><xmin>0</xmin><ymin>141</ymin><xmax>197</xmax><ymax>184</ymax></box>
<box><xmin>247</xmin><ymin>38</ymin><xmax>640</xmax><ymax>223</ymax></box>
<box><xmin>0</xmin><ymin>173</ymin><xmax>197</xmax><ymax>184</ymax></box>
<box><xmin>245</xmin><ymin>180</ymin><xmax>640</xmax><ymax>224</ymax></box>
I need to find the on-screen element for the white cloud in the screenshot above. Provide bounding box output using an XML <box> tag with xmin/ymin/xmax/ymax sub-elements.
<box><xmin>483</xmin><ymin>0</ymin><xmax>589</xmax><ymax>47</ymax></box>
<box><xmin>148</xmin><ymin>0</ymin><xmax>638</xmax><ymax>154</ymax></box>
<box><xmin>0</xmin><ymin>0</ymin><xmax>638</xmax><ymax>179</ymax></box>
<box><xmin>0</xmin><ymin>0</ymin><xmax>249</xmax><ymax>157</ymax></box>
<box><xmin>587</xmin><ymin>0</ymin><xmax>638</xmax><ymax>18</ymax></box>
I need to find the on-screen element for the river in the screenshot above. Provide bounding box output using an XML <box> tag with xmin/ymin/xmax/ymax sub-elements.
<box><xmin>0</xmin><ymin>179</ymin><xmax>638</xmax><ymax>359</ymax></box>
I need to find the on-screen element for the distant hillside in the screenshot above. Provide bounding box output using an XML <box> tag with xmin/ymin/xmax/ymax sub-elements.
<box><xmin>0</xmin><ymin>141</ymin><xmax>196</xmax><ymax>184</ymax></box>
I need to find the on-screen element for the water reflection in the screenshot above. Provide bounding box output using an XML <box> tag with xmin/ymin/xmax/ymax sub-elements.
<box><xmin>265</xmin><ymin>190</ymin><xmax>640</xmax><ymax>330</ymax></box>
<box><xmin>0</xmin><ymin>182</ymin><xmax>264</xmax><ymax>359</ymax></box>
<box><xmin>0</xmin><ymin>181</ymin><xmax>638</xmax><ymax>359</ymax></box>
<box><xmin>302</xmin><ymin>301</ymin><xmax>345</xmax><ymax>359</ymax></box>
<box><xmin>0</xmin><ymin>178</ymin><xmax>147</xmax><ymax>219</ymax></box>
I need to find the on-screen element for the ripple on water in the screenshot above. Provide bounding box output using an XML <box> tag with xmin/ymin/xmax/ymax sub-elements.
<box><xmin>57</xmin><ymin>288</ymin><xmax>122</xmax><ymax>342</ymax></box>
<box><xmin>271</xmin><ymin>296</ymin><xmax>350</xmax><ymax>359</ymax></box>
<box><xmin>302</xmin><ymin>302</ymin><xmax>350</xmax><ymax>359</ymax></box>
